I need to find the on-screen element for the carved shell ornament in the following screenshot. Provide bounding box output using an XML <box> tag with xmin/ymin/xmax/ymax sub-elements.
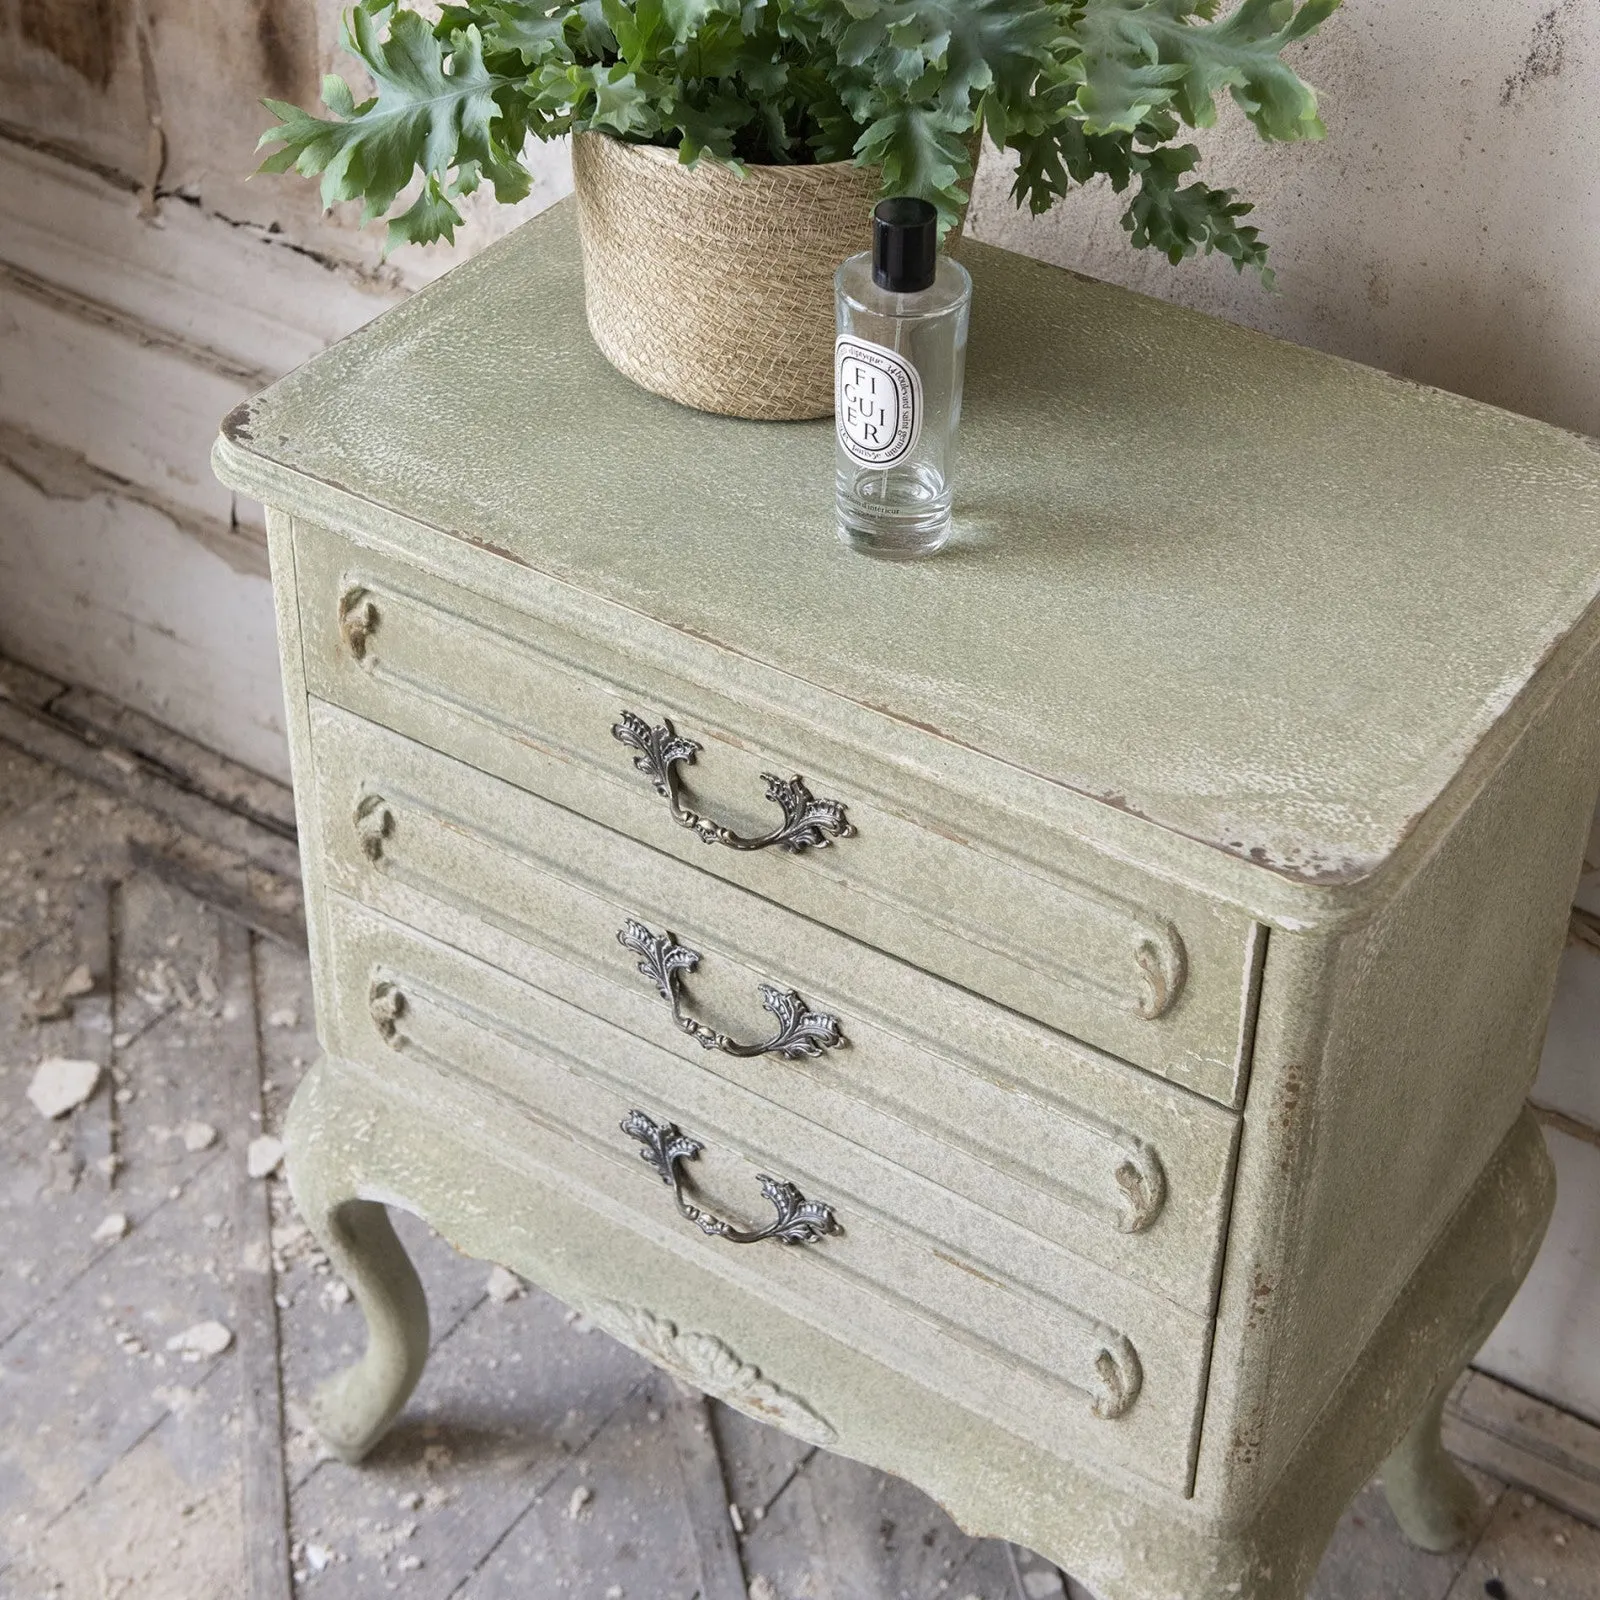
<box><xmin>586</xmin><ymin>1302</ymin><xmax>836</xmax><ymax>1447</ymax></box>
<box><xmin>368</xmin><ymin>979</ymin><xmax>406</xmax><ymax>1043</ymax></box>
<box><xmin>1112</xmin><ymin>1142</ymin><xmax>1167</xmax><ymax>1235</ymax></box>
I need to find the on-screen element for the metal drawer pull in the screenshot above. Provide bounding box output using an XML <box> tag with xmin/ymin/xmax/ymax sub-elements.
<box><xmin>622</xmin><ymin>1109</ymin><xmax>841</xmax><ymax>1247</ymax></box>
<box><xmin>612</xmin><ymin>710</ymin><xmax>854</xmax><ymax>854</ymax></box>
<box><xmin>619</xmin><ymin>919</ymin><xmax>844</xmax><ymax>1060</ymax></box>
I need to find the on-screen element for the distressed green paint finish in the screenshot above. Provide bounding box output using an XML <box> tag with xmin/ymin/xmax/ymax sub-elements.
<box><xmin>292</xmin><ymin>518</ymin><xmax>1261</xmax><ymax>1101</ymax></box>
<box><xmin>310</xmin><ymin>701</ymin><xmax>1240</xmax><ymax>1314</ymax></box>
<box><xmin>216</xmin><ymin>203</ymin><xmax>1600</xmax><ymax>897</ymax></box>
<box><xmin>218</xmin><ymin>205</ymin><xmax>1600</xmax><ymax>1599</ymax></box>
<box><xmin>327</xmin><ymin>892</ymin><xmax>1214</xmax><ymax>1489</ymax></box>
<box><xmin>284</xmin><ymin>1052</ymin><xmax>1553</xmax><ymax>1597</ymax></box>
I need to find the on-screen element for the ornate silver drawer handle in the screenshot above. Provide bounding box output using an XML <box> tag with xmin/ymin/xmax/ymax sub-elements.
<box><xmin>622</xmin><ymin>1109</ymin><xmax>841</xmax><ymax>1247</ymax></box>
<box><xmin>618</xmin><ymin>919</ymin><xmax>845</xmax><ymax>1060</ymax></box>
<box><xmin>612</xmin><ymin>710</ymin><xmax>854</xmax><ymax>854</ymax></box>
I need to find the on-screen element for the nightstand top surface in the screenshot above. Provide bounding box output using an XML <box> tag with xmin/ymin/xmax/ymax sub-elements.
<box><xmin>219</xmin><ymin>202</ymin><xmax>1600</xmax><ymax>886</ymax></box>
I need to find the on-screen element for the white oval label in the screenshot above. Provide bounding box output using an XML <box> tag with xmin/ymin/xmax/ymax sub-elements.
<box><xmin>835</xmin><ymin>337</ymin><xmax>922</xmax><ymax>468</ymax></box>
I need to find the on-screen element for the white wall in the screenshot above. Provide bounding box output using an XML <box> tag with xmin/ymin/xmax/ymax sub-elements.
<box><xmin>968</xmin><ymin>0</ymin><xmax>1600</xmax><ymax>1425</ymax></box>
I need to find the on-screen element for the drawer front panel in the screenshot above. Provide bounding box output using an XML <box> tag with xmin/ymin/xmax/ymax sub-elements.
<box><xmin>323</xmin><ymin>892</ymin><xmax>1215</xmax><ymax>1492</ymax></box>
<box><xmin>309</xmin><ymin>702</ymin><xmax>1240</xmax><ymax>1314</ymax></box>
<box><xmin>295</xmin><ymin>518</ymin><xmax>1261</xmax><ymax>1104</ymax></box>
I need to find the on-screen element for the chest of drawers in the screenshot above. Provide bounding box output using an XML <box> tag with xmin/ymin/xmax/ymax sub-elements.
<box><xmin>213</xmin><ymin>203</ymin><xmax>1600</xmax><ymax>1599</ymax></box>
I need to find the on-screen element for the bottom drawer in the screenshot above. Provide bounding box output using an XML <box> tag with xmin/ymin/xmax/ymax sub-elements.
<box><xmin>321</xmin><ymin>893</ymin><xmax>1217</xmax><ymax>1493</ymax></box>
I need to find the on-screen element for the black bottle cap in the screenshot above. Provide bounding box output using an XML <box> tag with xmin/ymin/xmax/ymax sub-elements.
<box><xmin>873</xmin><ymin>196</ymin><xmax>938</xmax><ymax>294</ymax></box>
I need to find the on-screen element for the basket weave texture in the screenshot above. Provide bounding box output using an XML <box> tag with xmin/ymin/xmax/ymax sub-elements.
<box><xmin>572</xmin><ymin>131</ymin><xmax>879</xmax><ymax>421</ymax></box>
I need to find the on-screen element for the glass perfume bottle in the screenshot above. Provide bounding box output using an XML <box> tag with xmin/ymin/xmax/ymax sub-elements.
<box><xmin>835</xmin><ymin>197</ymin><xmax>972</xmax><ymax>558</ymax></box>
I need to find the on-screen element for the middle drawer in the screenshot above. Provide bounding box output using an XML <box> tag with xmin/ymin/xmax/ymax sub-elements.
<box><xmin>307</xmin><ymin>700</ymin><xmax>1240</xmax><ymax>1314</ymax></box>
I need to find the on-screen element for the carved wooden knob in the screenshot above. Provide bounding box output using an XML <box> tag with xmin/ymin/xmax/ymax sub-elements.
<box><xmin>1090</xmin><ymin>1335</ymin><xmax>1142</xmax><ymax>1420</ymax></box>
<box><xmin>1133</xmin><ymin>930</ymin><xmax>1186</xmax><ymax>1020</ymax></box>
<box><xmin>354</xmin><ymin>794</ymin><xmax>395</xmax><ymax>862</ymax></box>
<box><xmin>369</xmin><ymin>980</ymin><xmax>406</xmax><ymax>1042</ymax></box>
<box><xmin>339</xmin><ymin>587</ymin><xmax>379</xmax><ymax>661</ymax></box>
<box><xmin>1113</xmin><ymin>1144</ymin><xmax>1167</xmax><ymax>1234</ymax></box>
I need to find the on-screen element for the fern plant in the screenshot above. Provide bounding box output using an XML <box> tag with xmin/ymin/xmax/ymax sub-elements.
<box><xmin>259</xmin><ymin>0</ymin><xmax>1338</xmax><ymax>281</ymax></box>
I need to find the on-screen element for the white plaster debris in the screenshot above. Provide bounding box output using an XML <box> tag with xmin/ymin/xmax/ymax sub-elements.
<box><xmin>485</xmin><ymin>1265</ymin><xmax>524</xmax><ymax>1303</ymax></box>
<box><xmin>305</xmin><ymin>1543</ymin><xmax>334</xmax><ymax>1572</ymax></box>
<box><xmin>26</xmin><ymin>1056</ymin><xmax>101</xmax><ymax>1119</ymax></box>
<box><xmin>566</xmin><ymin>1484</ymin><xmax>593</xmax><ymax>1521</ymax></box>
<box><xmin>749</xmin><ymin>1579</ymin><xmax>781</xmax><ymax>1600</ymax></box>
<box><xmin>247</xmin><ymin>1135</ymin><xmax>286</xmax><ymax>1177</ymax></box>
<box><xmin>271</xmin><ymin>1219</ymin><xmax>311</xmax><ymax>1259</ymax></box>
<box><xmin>397</xmin><ymin>1555</ymin><xmax>423</xmax><ymax>1572</ymax></box>
<box><xmin>60</xmin><ymin>963</ymin><xmax>95</xmax><ymax>998</ymax></box>
<box><xmin>165</xmin><ymin>1320</ymin><xmax>234</xmax><ymax>1361</ymax></box>
<box><xmin>182</xmin><ymin>1121</ymin><xmax>218</xmax><ymax>1152</ymax></box>
<box><xmin>396</xmin><ymin>1491</ymin><xmax>422</xmax><ymax>1511</ymax></box>
<box><xmin>729</xmin><ymin>1502</ymin><xmax>745</xmax><ymax>1534</ymax></box>
<box><xmin>266</xmin><ymin>1006</ymin><xmax>299</xmax><ymax>1028</ymax></box>
<box><xmin>605</xmin><ymin>1587</ymin><xmax>623</xmax><ymax>1599</ymax></box>
<box><xmin>1023</xmin><ymin>1572</ymin><xmax>1062</xmax><ymax>1599</ymax></box>
<box><xmin>92</xmin><ymin>1212</ymin><xmax>129</xmax><ymax>1242</ymax></box>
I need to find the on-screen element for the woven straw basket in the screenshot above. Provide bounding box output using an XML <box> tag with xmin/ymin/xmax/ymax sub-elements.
<box><xmin>572</xmin><ymin>130</ymin><xmax>880</xmax><ymax>421</ymax></box>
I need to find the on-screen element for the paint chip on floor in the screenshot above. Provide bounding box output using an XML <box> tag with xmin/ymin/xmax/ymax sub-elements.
<box><xmin>165</xmin><ymin>1321</ymin><xmax>234</xmax><ymax>1361</ymax></box>
<box><xmin>247</xmin><ymin>1135</ymin><xmax>285</xmax><ymax>1177</ymax></box>
<box><xmin>26</xmin><ymin>1056</ymin><xmax>101</xmax><ymax>1118</ymax></box>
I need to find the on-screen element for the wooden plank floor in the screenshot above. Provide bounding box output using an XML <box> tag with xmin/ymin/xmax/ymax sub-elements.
<box><xmin>2</xmin><ymin>702</ymin><xmax>1598</xmax><ymax>1600</ymax></box>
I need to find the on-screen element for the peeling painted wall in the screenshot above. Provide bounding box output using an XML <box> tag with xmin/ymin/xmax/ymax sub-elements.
<box><xmin>0</xmin><ymin>1</ymin><xmax>571</xmax><ymax>777</ymax></box>
<box><xmin>0</xmin><ymin>0</ymin><xmax>572</xmax><ymax>278</ymax></box>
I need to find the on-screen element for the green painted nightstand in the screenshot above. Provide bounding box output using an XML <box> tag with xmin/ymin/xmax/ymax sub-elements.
<box><xmin>214</xmin><ymin>201</ymin><xmax>1600</xmax><ymax>1599</ymax></box>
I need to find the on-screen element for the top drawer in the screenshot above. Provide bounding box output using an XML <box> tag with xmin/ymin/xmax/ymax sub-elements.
<box><xmin>293</xmin><ymin>518</ymin><xmax>1264</xmax><ymax>1104</ymax></box>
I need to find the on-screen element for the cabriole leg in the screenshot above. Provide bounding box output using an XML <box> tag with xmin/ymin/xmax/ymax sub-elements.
<box><xmin>286</xmin><ymin>1081</ymin><xmax>430</xmax><ymax>1464</ymax></box>
<box><xmin>1380</xmin><ymin>1379</ymin><xmax>1482</xmax><ymax>1553</ymax></box>
<box><xmin>1380</xmin><ymin>1243</ymin><xmax>1537</xmax><ymax>1556</ymax></box>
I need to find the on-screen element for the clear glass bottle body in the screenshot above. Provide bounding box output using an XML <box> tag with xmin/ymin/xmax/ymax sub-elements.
<box><xmin>834</xmin><ymin>253</ymin><xmax>972</xmax><ymax>558</ymax></box>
